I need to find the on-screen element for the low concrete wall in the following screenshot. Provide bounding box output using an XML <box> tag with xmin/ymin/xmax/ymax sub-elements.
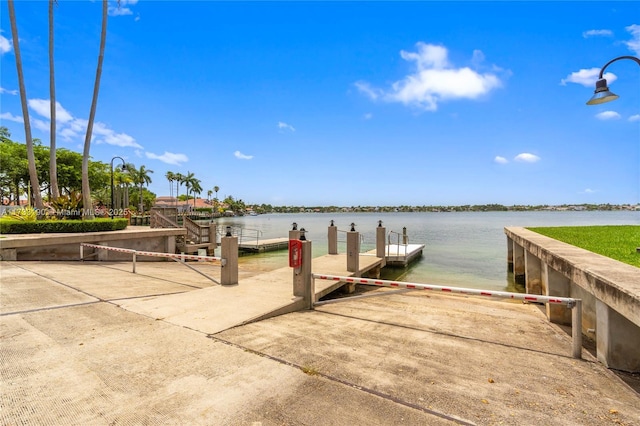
<box><xmin>505</xmin><ymin>226</ymin><xmax>640</xmax><ymax>372</ymax></box>
<box><xmin>0</xmin><ymin>227</ymin><xmax>186</xmax><ymax>261</ymax></box>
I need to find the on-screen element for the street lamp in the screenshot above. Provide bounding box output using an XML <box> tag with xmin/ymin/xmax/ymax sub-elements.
<box><xmin>586</xmin><ymin>55</ymin><xmax>640</xmax><ymax>105</ymax></box>
<box><xmin>110</xmin><ymin>156</ymin><xmax>126</xmax><ymax>219</ymax></box>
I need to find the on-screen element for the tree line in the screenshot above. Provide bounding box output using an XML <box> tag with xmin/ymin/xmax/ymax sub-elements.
<box><xmin>0</xmin><ymin>129</ymin><xmax>156</xmax><ymax>214</ymax></box>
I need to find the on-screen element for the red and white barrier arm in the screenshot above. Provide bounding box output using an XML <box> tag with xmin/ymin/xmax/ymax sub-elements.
<box><xmin>80</xmin><ymin>243</ymin><xmax>225</xmax><ymax>265</ymax></box>
<box><xmin>312</xmin><ymin>274</ymin><xmax>576</xmax><ymax>307</ymax></box>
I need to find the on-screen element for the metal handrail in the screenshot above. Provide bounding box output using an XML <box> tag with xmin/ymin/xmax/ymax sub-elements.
<box><xmin>218</xmin><ymin>226</ymin><xmax>263</xmax><ymax>246</ymax></box>
<box><xmin>335</xmin><ymin>229</ymin><xmax>366</xmax><ymax>253</ymax></box>
<box><xmin>387</xmin><ymin>230</ymin><xmax>409</xmax><ymax>257</ymax></box>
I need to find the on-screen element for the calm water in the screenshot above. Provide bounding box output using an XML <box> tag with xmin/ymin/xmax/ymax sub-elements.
<box><xmin>213</xmin><ymin>211</ymin><xmax>639</xmax><ymax>292</ymax></box>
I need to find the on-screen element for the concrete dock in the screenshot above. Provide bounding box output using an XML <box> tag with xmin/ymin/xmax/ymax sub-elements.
<box><xmin>238</xmin><ymin>237</ymin><xmax>290</xmax><ymax>253</ymax></box>
<box><xmin>1</xmin><ymin>258</ymin><xmax>639</xmax><ymax>425</ymax></box>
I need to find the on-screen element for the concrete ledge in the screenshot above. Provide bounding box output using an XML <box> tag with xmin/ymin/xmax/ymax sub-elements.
<box><xmin>0</xmin><ymin>227</ymin><xmax>186</xmax><ymax>261</ymax></box>
<box><xmin>505</xmin><ymin>226</ymin><xmax>640</xmax><ymax>372</ymax></box>
<box><xmin>505</xmin><ymin>226</ymin><xmax>640</xmax><ymax>327</ymax></box>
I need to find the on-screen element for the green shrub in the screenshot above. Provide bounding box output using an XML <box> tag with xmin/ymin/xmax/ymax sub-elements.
<box><xmin>49</xmin><ymin>191</ymin><xmax>83</xmax><ymax>220</ymax></box>
<box><xmin>195</xmin><ymin>207</ymin><xmax>214</xmax><ymax>213</ymax></box>
<box><xmin>2</xmin><ymin>206</ymin><xmax>38</xmax><ymax>222</ymax></box>
<box><xmin>0</xmin><ymin>218</ymin><xmax>128</xmax><ymax>234</ymax></box>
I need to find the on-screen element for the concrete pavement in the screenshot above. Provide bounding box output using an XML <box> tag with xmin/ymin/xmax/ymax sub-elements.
<box><xmin>1</xmin><ymin>259</ymin><xmax>639</xmax><ymax>425</ymax></box>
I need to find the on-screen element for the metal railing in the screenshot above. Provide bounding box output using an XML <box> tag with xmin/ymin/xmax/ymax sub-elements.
<box><xmin>218</xmin><ymin>226</ymin><xmax>263</xmax><ymax>246</ymax></box>
<box><xmin>335</xmin><ymin>229</ymin><xmax>367</xmax><ymax>253</ymax></box>
<box><xmin>312</xmin><ymin>274</ymin><xmax>583</xmax><ymax>359</ymax></box>
<box><xmin>387</xmin><ymin>230</ymin><xmax>409</xmax><ymax>257</ymax></box>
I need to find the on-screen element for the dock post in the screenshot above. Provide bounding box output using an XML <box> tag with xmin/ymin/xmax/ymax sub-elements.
<box><xmin>376</xmin><ymin>220</ymin><xmax>386</xmax><ymax>267</ymax></box>
<box><xmin>289</xmin><ymin>222</ymin><xmax>301</xmax><ymax>240</ymax></box>
<box><xmin>293</xmin><ymin>229</ymin><xmax>313</xmax><ymax>309</ymax></box>
<box><xmin>402</xmin><ymin>227</ymin><xmax>408</xmax><ymax>245</ymax></box>
<box><xmin>346</xmin><ymin>223</ymin><xmax>360</xmax><ymax>276</ymax></box>
<box><xmin>221</xmin><ymin>226</ymin><xmax>238</xmax><ymax>286</ymax></box>
<box><xmin>328</xmin><ymin>220</ymin><xmax>338</xmax><ymax>254</ymax></box>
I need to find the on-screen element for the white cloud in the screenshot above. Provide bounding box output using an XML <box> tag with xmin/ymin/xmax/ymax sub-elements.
<box><xmin>32</xmin><ymin>118</ymin><xmax>49</xmax><ymax>132</ymax></box>
<box><xmin>278</xmin><ymin>121</ymin><xmax>295</xmax><ymax>132</ymax></box>
<box><xmin>582</xmin><ymin>29</ymin><xmax>613</xmax><ymax>38</ymax></box>
<box><xmin>0</xmin><ymin>34</ymin><xmax>11</xmax><ymax>55</ymax></box>
<box><xmin>233</xmin><ymin>151</ymin><xmax>253</xmax><ymax>160</ymax></box>
<box><xmin>234</xmin><ymin>151</ymin><xmax>253</xmax><ymax>160</ymax></box>
<box><xmin>581</xmin><ymin>188</ymin><xmax>597</xmax><ymax>194</ymax></box>
<box><xmin>514</xmin><ymin>153</ymin><xmax>540</xmax><ymax>163</ymax></box>
<box><xmin>108</xmin><ymin>0</ymin><xmax>138</xmax><ymax>17</ymax></box>
<box><xmin>595</xmin><ymin>111</ymin><xmax>621</xmax><ymax>120</ymax></box>
<box><xmin>355</xmin><ymin>81</ymin><xmax>383</xmax><ymax>100</ymax></box>
<box><xmin>560</xmin><ymin>68</ymin><xmax>617</xmax><ymax>86</ymax></box>
<box><xmin>17</xmin><ymin>98</ymin><xmax>141</xmax><ymax>149</ymax></box>
<box><xmin>494</xmin><ymin>156</ymin><xmax>508</xmax><ymax>164</ymax></box>
<box><xmin>92</xmin><ymin>121</ymin><xmax>142</xmax><ymax>148</ymax></box>
<box><xmin>145</xmin><ymin>151</ymin><xmax>188</xmax><ymax>166</ymax></box>
<box><xmin>357</xmin><ymin>42</ymin><xmax>503</xmax><ymax>111</ymax></box>
<box><xmin>28</xmin><ymin>98</ymin><xmax>74</xmax><ymax>123</ymax></box>
<box><xmin>629</xmin><ymin>114</ymin><xmax>640</xmax><ymax>122</ymax></box>
<box><xmin>363</xmin><ymin>113</ymin><xmax>373</xmax><ymax>120</ymax></box>
<box><xmin>625</xmin><ymin>24</ymin><xmax>640</xmax><ymax>55</ymax></box>
<box><xmin>0</xmin><ymin>86</ymin><xmax>17</xmax><ymax>95</ymax></box>
<box><xmin>0</xmin><ymin>112</ymin><xmax>23</xmax><ymax>123</ymax></box>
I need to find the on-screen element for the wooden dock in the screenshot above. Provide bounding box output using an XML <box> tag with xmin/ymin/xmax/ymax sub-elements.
<box><xmin>384</xmin><ymin>243</ymin><xmax>425</xmax><ymax>266</ymax></box>
<box><xmin>238</xmin><ymin>237</ymin><xmax>290</xmax><ymax>253</ymax></box>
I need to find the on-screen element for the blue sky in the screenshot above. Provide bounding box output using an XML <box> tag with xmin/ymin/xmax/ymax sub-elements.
<box><xmin>1</xmin><ymin>1</ymin><xmax>639</xmax><ymax>207</ymax></box>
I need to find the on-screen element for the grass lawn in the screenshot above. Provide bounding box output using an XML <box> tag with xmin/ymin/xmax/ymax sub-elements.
<box><xmin>527</xmin><ymin>225</ymin><xmax>640</xmax><ymax>268</ymax></box>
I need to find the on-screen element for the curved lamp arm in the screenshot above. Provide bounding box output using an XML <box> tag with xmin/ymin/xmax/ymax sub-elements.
<box><xmin>587</xmin><ymin>55</ymin><xmax>640</xmax><ymax>105</ymax></box>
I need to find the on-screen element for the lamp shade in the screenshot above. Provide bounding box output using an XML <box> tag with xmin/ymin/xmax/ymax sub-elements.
<box><xmin>586</xmin><ymin>78</ymin><xmax>620</xmax><ymax>105</ymax></box>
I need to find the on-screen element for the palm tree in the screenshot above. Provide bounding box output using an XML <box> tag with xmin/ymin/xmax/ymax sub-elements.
<box><xmin>165</xmin><ymin>171</ymin><xmax>175</xmax><ymax>200</ymax></box>
<box><xmin>8</xmin><ymin>0</ymin><xmax>43</xmax><ymax>210</ymax></box>
<box><xmin>207</xmin><ymin>189</ymin><xmax>212</xmax><ymax>203</ymax></box>
<box><xmin>81</xmin><ymin>0</ymin><xmax>108</xmax><ymax>219</ymax></box>
<box><xmin>129</xmin><ymin>164</ymin><xmax>153</xmax><ymax>214</ymax></box>
<box><xmin>190</xmin><ymin>178</ymin><xmax>202</xmax><ymax>208</ymax></box>
<box><xmin>174</xmin><ymin>172</ymin><xmax>184</xmax><ymax>208</ymax></box>
<box><xmin>182</xmin><ymin>171</ymin><xmax>195</xmax><ymax>208</ymax></box>
<box><xmin>113</xmin><ymin>165</ymin><xmax>132</xmax><ymax>210</ymax></box>
<box><xmin>48</xmin><ymin>0</ymin><xmax>60</xmax><ymax>199</ymax></box>
<box><xmin>213</xmin><ymin>185</ymin><xmax>220</xmax><ymax>210</ymax></box>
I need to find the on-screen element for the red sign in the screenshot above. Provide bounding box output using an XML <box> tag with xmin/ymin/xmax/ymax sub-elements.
<box><xmin>289</xmin><ymin>239</ymin><xmax>302</xmax><ymax>268</ymax></box>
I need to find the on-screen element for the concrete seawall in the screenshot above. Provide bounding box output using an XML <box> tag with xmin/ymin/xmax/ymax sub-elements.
<box><xmin>505</xmin><ymin>226</ymin><xmax>640</xmax><ymax>372</ymax></box>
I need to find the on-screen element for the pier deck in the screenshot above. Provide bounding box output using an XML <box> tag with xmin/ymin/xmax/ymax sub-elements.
<box><xmin>238</xmin><ymin>237</ymin><xmax>289</xmax><ymax>253</ymax></box>
<box><xmin>384</xmin><ymin>243</ymin><xmax>425</xmax><ymax>266</ymax></box>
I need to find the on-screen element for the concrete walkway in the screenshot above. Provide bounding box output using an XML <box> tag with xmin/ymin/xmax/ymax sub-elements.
<box><xmin>1</xmin><ymin>259</ymin><xmax>639</xmax><ymax>425</ymax></box>
<box><xmin>114</xmin><ymin>251</ymin><xmax>383</xmax><ymax>334</ymax></box>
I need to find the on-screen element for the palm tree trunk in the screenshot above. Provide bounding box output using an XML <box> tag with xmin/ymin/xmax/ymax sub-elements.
<box><xmin>49</xmin><ymin>0</ymin><xmax>60</xmax><ymax>199</ymax></box>
<box><xmin>8</xmin><ymin>0</ymin><xmax>43</xmax><ymax>210</ymax></box>
<box><xmin>81</xmin><ymin>0</ymin><xmax>108</xmax><ymax>219</ymax></box>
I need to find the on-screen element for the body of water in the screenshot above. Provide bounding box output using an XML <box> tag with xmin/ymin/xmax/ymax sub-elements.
<box><xmin>213</xmin><ymin>211</ymin><xmax>639</xmax><ymax>292</ymax></box>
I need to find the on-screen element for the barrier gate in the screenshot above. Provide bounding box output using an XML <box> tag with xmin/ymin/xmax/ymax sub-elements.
<box><xmin>312</xmin><ymin>273</ymin><xmax>583</xmax><ymax>359</ymax></box>
<box><xmin>80</xmin><ymin>243</ymin><xmax>226</xmax><ymax>285</ymax></box>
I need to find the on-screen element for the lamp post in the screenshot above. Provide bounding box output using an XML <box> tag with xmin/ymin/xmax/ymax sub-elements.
<box><xmin>587</xmin><ymin>56</ymin><xmax>640</xmax><ymax>210</ymax></box>
<box><xmin>110</xmin><ymin>156</ymin><xmax>126</xmax><ymax>219</ymax></box>
<box><xmin>586</xmin><ymin>55</ymin><xmax>640</xmax><ymax>105</ymax></box>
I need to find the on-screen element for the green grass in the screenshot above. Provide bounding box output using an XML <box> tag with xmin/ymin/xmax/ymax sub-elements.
<box><xmin>527</xmin><ymin>225</ymin><xmax>640</xmax><ymax>268</ymax></box>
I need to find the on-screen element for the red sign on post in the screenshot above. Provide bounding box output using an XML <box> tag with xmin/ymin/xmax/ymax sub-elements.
<box><xmin>289</xmin><ymin>239</ymin><xmax>302</xmax><ymax>268</ymax></box>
